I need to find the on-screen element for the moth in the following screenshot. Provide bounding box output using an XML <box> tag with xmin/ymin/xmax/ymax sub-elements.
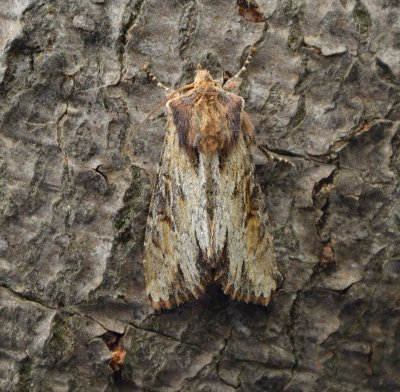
<box><xmin>142</xmin><ymin>49</ymin><xmax>282</xmax><ymax>310</ymax></box>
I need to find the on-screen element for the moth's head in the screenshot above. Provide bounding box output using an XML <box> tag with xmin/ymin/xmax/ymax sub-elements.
<box><xmin>194</xmin><ymin>64</ymin><xmax>215</xmax><ymax>84</ymax></box>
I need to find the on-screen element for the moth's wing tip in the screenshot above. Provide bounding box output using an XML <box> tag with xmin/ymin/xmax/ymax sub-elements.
<box><xmin>258</xmin><ymin>295</ymin><xmax>272</xmax><ymax>306</ymax></box>
<box><xmin>191</xmin><ymin>283</ymin><xmax>207</xmax><ymax>299</ymax></box>
<box><xmin>222</xmin><ymin>284</ymin><xmax>280</xmax><ymax>307</ymax></box>
<box><xmin>148</xmin><ymin>289</ymin><xmax>204</xmax><ymax>310</ymax></box>
<box><xmin>148</xmin><ymin>296</ymin><xmax>162</xmax><ymax>311</ymax></box>
<box><xmin>149</xmin><ymin>298</ymin><xmax>175</xmax><ymax>311</ymax></box>
<box><xmin>242</xmin><ymin>292</ymin><xmax>272</xmax><ymax>307</ymax></box>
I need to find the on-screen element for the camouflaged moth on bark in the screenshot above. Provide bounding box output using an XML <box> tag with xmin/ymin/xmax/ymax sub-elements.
<box><xmin>143</xmin><ymin>53</ymin><xmax>282</xmax><ymax>310</ymax></box>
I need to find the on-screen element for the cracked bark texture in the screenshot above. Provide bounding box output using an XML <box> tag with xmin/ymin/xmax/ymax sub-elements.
<box><xmin>0</xmin><ymin>0</ymin><xmax>399</xmax><ymax>391</ymax></box>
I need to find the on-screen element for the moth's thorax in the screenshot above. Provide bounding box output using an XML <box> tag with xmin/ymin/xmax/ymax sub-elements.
<box><xmin>192</xmin><ymin>87</ymin><xmax>231</xmax><ymax>155</ymax></box>
<box><xmin>167</xmin><ymin>71</ymin><xmax>245</xmax><ymax>156</ymax></box>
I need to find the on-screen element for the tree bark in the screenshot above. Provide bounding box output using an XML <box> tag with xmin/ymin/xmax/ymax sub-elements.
<box><xmin>1</xmin><ymin>0</ymin><xmax>399</xmax><ymax>391</ymax></box>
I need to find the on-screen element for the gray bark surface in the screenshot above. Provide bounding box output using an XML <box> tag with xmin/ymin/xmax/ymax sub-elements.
<box><xmin>0</xmin><ymin>0</ymin><xmax>399</xmax><ymax>391</ymax></box>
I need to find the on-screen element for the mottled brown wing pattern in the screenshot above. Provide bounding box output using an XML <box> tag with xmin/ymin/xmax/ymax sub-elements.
<box><xmin>143</xmin><ymin>68</ymin><xmax>281</xmax><ymax>309</ymax></box>
<box><xmin>143</xmin><ymin>116</ymin><xmax>209</xmax><ymax>310</ymax></box>
<box><xmin>213</xmin><ymin>133</ymin><xmax>282</xmax><ymax>305</ymax></box>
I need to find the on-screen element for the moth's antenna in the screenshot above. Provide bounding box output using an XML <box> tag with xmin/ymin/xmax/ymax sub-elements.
<box><xmin>131</xmin><ymin>66</ymin><xmax>197</xmax><ymax>137</ymax></box>
<box><xmin>142</xmin><ymin>64</ymin><xmax>172</xmax><ymax>93</ymax></box>
<box><xmin>232</xmin><ymin>46</ymin><xmax>257</xmax><ymax>80</ymax></box>
<box><xmin>223</xmin><ymin>45</ymin><xmax>257</xmax><ymax>90</ymax></box>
